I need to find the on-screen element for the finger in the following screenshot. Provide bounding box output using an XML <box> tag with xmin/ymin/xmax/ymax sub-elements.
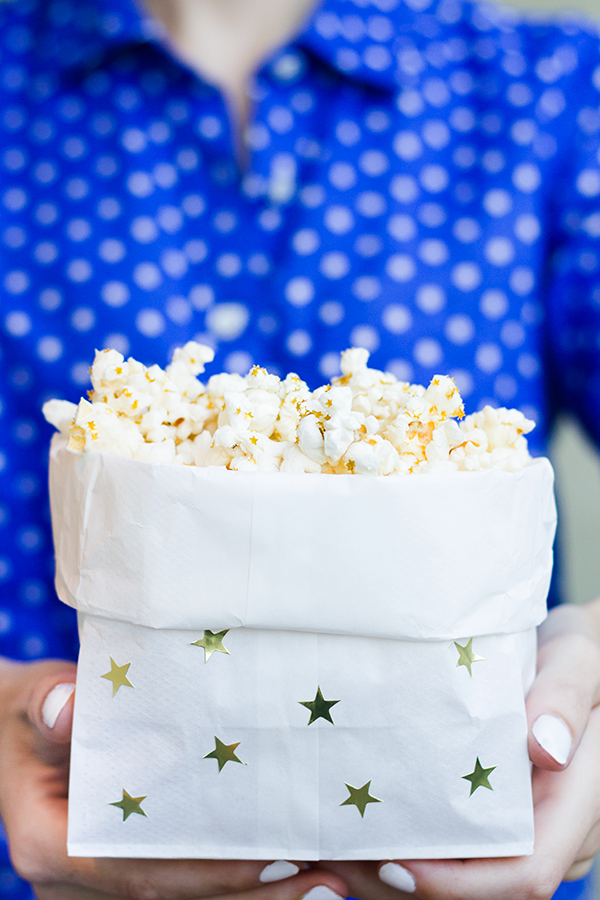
<box><xmin>563</xmin><ymin>857</ymin><xmax>595</xmax><ymax>882</ymax></box>
<box><xmin>26</xmin><ymin>666</ymin><xmax>77</xmax><ymax>765</ymax></box>
<box><xmin>377</xmin><ymin>705</ymin><xmax>600</xmax><ymax>900</ymax></box>
<box><xmin>527</xmin><ymin>629</ymin><xmax>600</xmax><ymax>770</ymax></box>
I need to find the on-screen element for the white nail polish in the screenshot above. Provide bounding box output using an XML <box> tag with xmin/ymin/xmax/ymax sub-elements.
<box><xmin>301</xmin><ymin>887</ymin><xmax>345</xmax><ymax>900</ymax></box>
<box><xmin>259</xmin><ymin>860</ymin><xmax>300</xmax><ymax>883</ymax></box>
<box><xmin>532</xmin><ymin>714</ymin><xmax>572</xmax><ymax>765</ymax></box>
<box><xmin>379</xmin><ymin>863</ymin><xmax>416</xmax><ymax>893</ymax></box>
<box><xmin>42</xmin><ymin>683</ymin><xmax>75</xmax><ymax>729</ymax></box>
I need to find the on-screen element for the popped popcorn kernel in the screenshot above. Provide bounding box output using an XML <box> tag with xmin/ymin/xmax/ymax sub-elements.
<box><xmin>44</xmin><ymin>344</ymin><xmax>536</xmax><ymax>475</ymax></box>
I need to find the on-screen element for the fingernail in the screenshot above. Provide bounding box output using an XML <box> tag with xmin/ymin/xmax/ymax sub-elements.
<box><xmin>42</xmin><ymin>682</ymin><xmax>75</xmax><ymax>729</ymax></box>
<box><xmin>301</xmin><ymin>887</ymin><xmax>345</xmax><ymax>900</ymax></box>
<box><xmin>532</xmin><ymin>714</ymin><xmax>572</xmax><ymax>765</ymax></box>
<box><xmin>379</xmin><ymin>862</ymin><xmax>416</xmax><ymax>893</ymax></box>
<box><xmin>260</xmin><ymin>861</ymin><xmax>300</xmax><ymax>883</ymax></box>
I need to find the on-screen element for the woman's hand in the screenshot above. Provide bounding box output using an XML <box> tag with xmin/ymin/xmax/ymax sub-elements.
<box><xmin>317</xmin><ymin>599</ymin><xmax>600</xmax><ymax>900</ymax></box>
<box><xmin>0</xmin><ymin>657</ymin><xmax>347</xmax><ymax>900</ymax></box>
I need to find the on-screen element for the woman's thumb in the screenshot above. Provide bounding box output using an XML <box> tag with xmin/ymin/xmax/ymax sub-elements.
<box><xmin>28</xmin><ymin>668</ymin><xmax>77</xmax><ymax>747</ymax></box>
<box><xmin>527</xmin><ymin>623</ymin><xmax>600</xmax><ymax>770</ymax></box>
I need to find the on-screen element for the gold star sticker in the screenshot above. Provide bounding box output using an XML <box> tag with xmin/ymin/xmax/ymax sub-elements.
<box><xmin>454</xmin><ymin>638</ymin><xmax>484</xmax><ymax>676</ymax></box>
<box><xmin>204</xmin><ymin>736</ymin><xmax>244</xmax><ymax>771</ymax></box>
<box><xmin>299</xmin><ymin>686</ymin><xmax>340</xmax><ymax>725</ymax></box>
<box><xmin>110</xmin><ymin>789</ymin><xmax>147</xmax><ymax>821</ymax></box>
<box><xmin>462</xmin><ymin>758</ymin><xmax>496</xmax><ymax>795</ymax></box>
<box><xmin>191</xmin><ymin>629</ymin><xmax>230</xmax><ymax>663</ymax></box>
<box><xmin>340</xmin><ymin>781</ymin><xmax>381</xmax><ymax>818</ymax></box>
<box><xmin>101</xmin><ymin>658</ymin><xmax>134</xmax><ymax>696</ymax></box>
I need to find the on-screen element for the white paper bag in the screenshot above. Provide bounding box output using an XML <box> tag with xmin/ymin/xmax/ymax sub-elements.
<box><xmin>48</xmin><ymin>435</ymin><xmax>557</xmax><ymax>860</ymax></box>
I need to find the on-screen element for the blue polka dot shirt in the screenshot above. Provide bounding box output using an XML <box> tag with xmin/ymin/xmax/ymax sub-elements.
<box><xmin>0</xmin><ymin>0</ymin><xmax>599</xmax><ymax>893</ymax></box>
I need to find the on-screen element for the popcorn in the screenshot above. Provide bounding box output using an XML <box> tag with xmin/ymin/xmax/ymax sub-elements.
<box><xmin>43</xmin><ymin>343</ymin><xmax>536</xmax><ymax>475</ymax></box>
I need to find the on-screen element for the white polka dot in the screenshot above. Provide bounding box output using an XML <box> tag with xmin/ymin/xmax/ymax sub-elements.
<box><xmin>454</xmin><ymin>145</ymin><xmax>476</xmax><ymax>169</ymax></box>
<box><xmin>3</xmin><ymin>187</ymin><xmax>27</xmax><ymax>211</ymax></box>
<box><xmin>510</xmin><ymin>266</ymin><xmax>535</xmax><ymax>296</ymax></box>
<box><xmin>356</xmin><ymin>191</ymin><xmax>386</xmax><ymax>217</ymax></box>
<box><xmin>4</xmin><ymin>269</ymin><xmax>29</xmax><ymax>295</ymax></box>
<box><xmin>121</xmin><ymin>127</ymin><xmax>146</xmax><ymax>152</ymax></box>
<box><xmin>324</xmin><ymin>205</ymin><xmax>354</xmax><ymax>234</ymax></box>
<box><xmin>66</xmin><ymin>218</ymin><xmax>91</xmax><ymax>241</ymax></box>
<box><xmin>500</xmin><ymin>320</ymin><xmax>526</xmax><ymax>348</ymax></box>
<box><xmin>131</xmin><ymin>216</ymin><xmax>158</xmax><ymax>243</ymax></box>
<box><xmin>98</xmin><ymin>238</ymin><xmax>126</xmax><ymax>263</ymax></box>
<box><xmin>420</xmin><ymin>164</ymin><xmax>449</xmax><ymax>193</ymax></box>
<box><xmin>66</xmin><ymin>258</ymin><xmax>92</xmax><ymax>282</ymax></box>
<box><xmin>416</xmin><ymin>284</ymin><xmax>446</xmax><ymax>313</ymax></box>
<box><xmin>318</xmin><ymin>351</ymin><xmax>342</xmax><ymax>378</ymax></box>
<box><xmin>390</xmin><ymin>174</ymin><xmax>419</xmax><ymax>203</ymax></box>
<box><xmin>388</xmin><ymin>214</ymin><xmax>416</xmax><ymax>241</ymax></box>
<box><xmin>386</xmin><ymin>358</ymin><xmax>413</xmax><ymax>381</ymax></box>
<box><xmin>475</xmin><ymin>343</ymin><xmax>503</xmax><ymax>373</ymax></box>
<box><xmin>190</xmin><ymin>285</ymin><xmax>214</xmax><ymax>310</ymax></box>
<box><xmin>286</xmin><ymin>329</ymin><xmax>312</xmax><ymax>356</ymax></box>
<box><xmin>445</xmin><ymin>313</ymin><xmax>474</xmax><ymax>344</ymax></box>
<box><xmin>352</xmin><ymin>275</ymin><xmax>380</xmax><ymax>301</ymax></box>
<box><xmin>450</xmin><ymin>106</ymin><xmax>476</xmax><ymax>132</ymax></box>
<box><xmin>36</xmin><ymin>335</ymin><xmax>63</xmax><ymax>362</ymax></box>
<box><xmin>182</xmin><ymin>194</ymin><xmax>205</xmax><ymax>217</ymax></box>
<box><xmin>184</xmin><ymin>239</ymin><xmax>208</xmax><ymax>263</ymax></box>
<box><xmin>511</xmin><ymin>119</ymin><xmax>536</xmax><ymax>146</ymax></box>
<box><xmin>365</xmin><ymin>109</ymin><xmax>390</xmax><ymax>132</ymax></box>
<box><xmin>136</xmin><ymin>308</ymin><xmax>165</xmax><ymax>337</ymax></box>
<box><xmin>386</xmin><ymin>253</ymin><xmax>416</xmax><ymax>282</ymax></box>
<box><xmin>418</xmin><ymin>203</ymin><xmax>446</xmax><ymax>227</ymax></box>
<box><xmin>514</xmin><ymin>214</ymin><xmax>541</xmax><ymax>244</ymax></box>
<box><xmin>494</xmin><ymin>373</ymin><xmax>517</xmax><ymax>400</ymax></box>
<box><xmin>292</xmin><ymin>228</ymin><xmax>320</xmax><ymax>255</ymax></box>
<box><xmin>419</xmin><ymin>239</ymin><xmax>449</xmax><ymax>266</ymax></box>
<box><xmin>35</xmin><ymin>202</ymin><xmax>58</xmax><ymax>225</ymax></box>
<box><xmin>133</xmin><ymin>261</ymin><xmax>162</xmax><ymax>290</ymax></box>
<box><xmin>483</xmin><ymin>188</ymin><xmax>512</xmax><ymax>217</ymax></box>
<box><xmin>422</xmin><ymin>119</ymin><xmax>451</xmax><ymax>149</ymax></box>
<box><xmin>65</xmin><ymin>177</ymin><xmax>89</xmax><ymax>199</ymax></box>
<box><xmin>577</xmin><ymin>169</ymin><xmax>600</xmax><ymax>198</ymax></box>
<box><xmin>393</xmin><ymin>130</ymin><xmax>423</xmax><ymax>161</ymax></box>
<box><xmin>319</xmin><ymin>301</ymin><xmax>344</xmax><ymax>325</ymax></box>
<box><xmin>258</xmin><ymin>208</ymin><xmax>282</xmax><ymax>231</ymax></box>
<box><xmin>358</xmin><ymin>149</ymin><xmax>389</xmax><ymax>177</ymax></box>
<box><xmin>165</xmin><ymin>295</ymin><xmax>192</xmax><ymax>325</ymax></box>
<box><xmin>70</xmin><ymin>307</ymin><xmax>95</xmax><ymax>331</ymax></box>
<box><xmin>397</xmin><ymin>89</ymin><xmax>425</xmax><ymax>118</ymax></box>
<box><xmin>216</xmin><ymin>253</ymin><xmax>242</xmax><ymax>278</ymax></box>
<box><xmin>512</xmin><ymin>163</ymin><xmax>541</xmax><ymax>193</ymax></box>
<box><xmin>336</xmin><ymin>120</ymin><xmax>361</xmax><ymax>146</ymax></box>
<box><xmin>198</xmin><ymin>115</ymin><xmax>222</xmax><ymax>139</ymax></box>
<box><xmin>449</xmin><ymin>368</ymin><xmax>474</xmax><ymax>397</ymax></box>
<box><xmin>451</xmin><ymin>261</ymin><xmax>481</xmax><ymax>291</ymax></box>
<box><xmin>350</xmin><ymin>324</ymin><xmax>379</xmax><ymax>352</ymax></box>
<box><xmin>206</xmin><ymin>302</ymin><xmax>250</xmax><ymax>340</ymax></box>
<box><xmin>517</xmin><ymin>353</ymin><xmax>540</xmax><ymax>378</ymax></box>
<box><xmin>4</xmin><ymin>310</ymin><xmax>31</xmax><ymax>336</ymax></box>
<box><xmin>71</xmin><ymin>361</ymin><xmax>92</xmax><ymax>385</ymax></box>
<box><xmin>97</xmin><ymin>197</ymin><xmax>121</xmax><ymax>220</ymax></box>
<box><xmin>320</xmin><ymin>251</ymin><xmax>350</xmax><ymax>279</ymax></box>
<box><xmin>247</xmin><ymin>253</ymin><xmax>270</xmax><ymax>275</ymax></box>
<box><xmin>354</xmin><ymin>234</ymin><xmax>382</xmax><ymax>257</ymax></box>
<box><xmin>213</xmin><ymin>210</ymin><xmax>237</xmax><ymax>234</ymax></box>
<box><xmin>480</xmin><ymin>289</ymin><xmax>509</xmax><ymax>319</ymax></box>
<box><xmin>414</xmin><ymin>337</ymin><xmax>443</xmax><ymax>367</ymax></box>
<box><xmin>127</xmin><ymin>171</ymin><xmax>154</xmax><ymax>197</ymax></box>
<box><xmin>453</xmin><ymin>217</ymin><xmax>481</xmax><ymax>243</ymax></box>
<box><xmin>101</xmin><ymin>281</ymin><xmax>129</xmax><ymax>307</ymax></box>
<box><xmin>382</xmin><ymin>304</ymin><xmax>412</xmax><ymax>334</ymax></box>
<box><xmin>482</xmin><ymin>151</ymin><xmax>505</xmax><ymax>176</ymax></box>
<box><xmin>161</xmin><ymin>248</ymin><xmax>188</xmax><ymax>278</ymax></box>
<box><xmin>103</xmin><ymin>333</ymin><xmax>130</xmax><ymax>354</ymax></box>
<box><xmin>329</xmin><ymin>161</ymin><xmax>357</xmax><ymax>190</ymax></box>
<box><xmin>39</xmin><ymin>288</ymin><xmax>62</xmax><ymax>310</ymax></box>
<box><xmin>485</xmin><ymin>237</ymin><xmax>515</xmax><ymax>266</ymax></box>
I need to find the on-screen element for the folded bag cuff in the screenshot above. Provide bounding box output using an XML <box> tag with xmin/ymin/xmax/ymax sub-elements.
<box><xmin>50</xmin><ymin>436</ymin><xmax>557</xmax><ymax>640</ymax></box>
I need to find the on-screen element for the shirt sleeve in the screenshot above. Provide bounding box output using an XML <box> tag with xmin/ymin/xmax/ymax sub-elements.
<box><xmin>545</xmin><ymin>26</ymin><xmax>600</xmax><ymax>446</ymax></box>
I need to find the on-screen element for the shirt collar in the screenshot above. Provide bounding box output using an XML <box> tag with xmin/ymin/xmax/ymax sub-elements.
<box><xmin>36</xmin><ymin>0</ymin><xmax>416</xmax><ymax>92</ymax></box>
